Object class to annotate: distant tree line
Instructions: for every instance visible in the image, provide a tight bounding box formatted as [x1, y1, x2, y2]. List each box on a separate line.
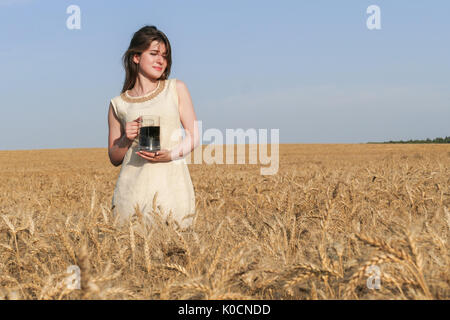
[367, 136, 450, 144]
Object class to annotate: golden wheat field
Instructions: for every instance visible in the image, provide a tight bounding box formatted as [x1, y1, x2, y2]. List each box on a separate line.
[0, 144, 449, 300]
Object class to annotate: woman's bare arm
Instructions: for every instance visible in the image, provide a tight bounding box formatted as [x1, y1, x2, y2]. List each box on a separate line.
[108, 103, 133, 166]
[169, 80, 200, 160]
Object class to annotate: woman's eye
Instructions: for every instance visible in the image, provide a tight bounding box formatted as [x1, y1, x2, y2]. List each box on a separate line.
[150, 52, 167, 59]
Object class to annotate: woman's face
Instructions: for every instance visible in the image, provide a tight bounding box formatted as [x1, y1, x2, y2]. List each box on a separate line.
[134, 40, 168, 79]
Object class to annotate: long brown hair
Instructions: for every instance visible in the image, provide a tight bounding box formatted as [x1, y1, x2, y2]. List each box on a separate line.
[121, 25, 172, 94]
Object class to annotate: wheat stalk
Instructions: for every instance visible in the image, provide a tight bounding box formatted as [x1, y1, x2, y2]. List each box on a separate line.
[58, 231, 76, 264]
[164, 263, 189, 277]
[143, 232, 152, 273]
[176, 281, 211, 298]
[152, 192, 159, 213]
[210, 292, 253, 300]
[344, 253, 399, 299]
[208, 241, 224, 278]
[101, 287, 140, 299]
[2, 216, 19, 256]
[76, 243, 93, 298]
[129, 219, 136, 271]
[355, 233, 432, 299]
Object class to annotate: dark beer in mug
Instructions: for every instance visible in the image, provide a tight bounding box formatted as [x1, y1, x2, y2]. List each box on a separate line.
[139, 125, 160, 151]
[138, 115, 160, 152]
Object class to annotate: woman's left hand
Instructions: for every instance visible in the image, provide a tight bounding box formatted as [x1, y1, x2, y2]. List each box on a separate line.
[136, 149, 172, 162]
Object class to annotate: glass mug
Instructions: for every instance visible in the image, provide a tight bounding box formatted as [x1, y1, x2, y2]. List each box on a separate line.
[138, 115, 161, 152]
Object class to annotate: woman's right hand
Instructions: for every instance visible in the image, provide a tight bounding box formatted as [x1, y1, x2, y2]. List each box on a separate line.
[125, 116, 142, 142]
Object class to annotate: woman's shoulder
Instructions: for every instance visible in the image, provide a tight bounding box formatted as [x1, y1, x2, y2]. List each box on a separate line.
[168, 78, 186, 96]
[171, 78, 189, 95]
[110, 94, 123, 108]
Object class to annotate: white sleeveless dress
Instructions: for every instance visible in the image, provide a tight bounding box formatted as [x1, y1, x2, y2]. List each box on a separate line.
[109, 78, 196, 229]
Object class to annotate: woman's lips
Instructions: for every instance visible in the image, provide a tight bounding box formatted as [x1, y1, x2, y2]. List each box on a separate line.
[153, 66, 162, 71]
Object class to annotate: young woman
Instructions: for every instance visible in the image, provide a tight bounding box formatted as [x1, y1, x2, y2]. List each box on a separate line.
[107, 25, 200, 229]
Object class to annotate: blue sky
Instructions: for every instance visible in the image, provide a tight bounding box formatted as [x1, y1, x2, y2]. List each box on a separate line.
[0, 0, 449, 150]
